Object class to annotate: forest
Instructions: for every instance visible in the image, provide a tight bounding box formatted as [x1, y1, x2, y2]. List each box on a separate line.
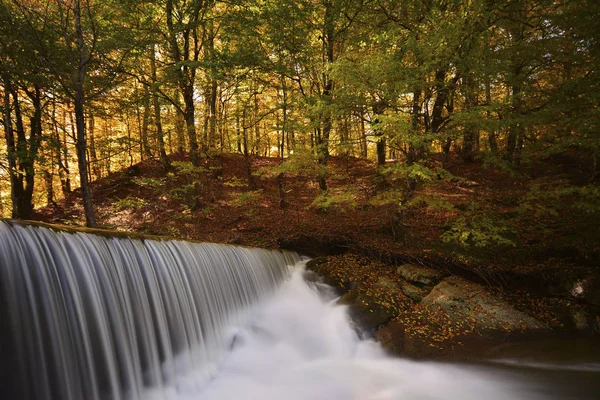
[3, 0, 600, 273]
[1, 0, 600, 360]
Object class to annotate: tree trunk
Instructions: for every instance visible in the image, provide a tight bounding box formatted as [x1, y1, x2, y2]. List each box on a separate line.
[25, 85, 42, 211]
[253, 91, 260, 155]
[376, 137, 386, 165]
[340, 115, 350, 158]
[4, 78, 41, 219]
[74, 0, 97, 228]
[43, 170, 55, 206]
[183, 85, 199, 165]
[461, 74, 478, 162]
[103, 119, 113, 174]
[506, 83, 523, 165]
[175, 94, 186, 154]
[12, 86, 29, 217]
[485, 79, 498, 154]
[56, 103, 71, 195]
[236, 111, 242, 153]
[88, 112, 101, 178]
[165, 0, 201, 166]
[431, 69, 448, 134]
[202, 84, 210, 151]
[242, 107, 256, 190]
[150, 42, 169, 168]
[141, 85, 152, 159]
[316, 0, 336, 191]
[373, 102, 386, 166]
[2, 75, 19, 218]
[124, 110, 134, 166]
[407, 88, 422, 164]
[360, 109, 367, 158]
[209, 79, 217, 150]
[505, 16, 525, 165]
[220, 95, 227, 151]
[280, 76, 288, 159]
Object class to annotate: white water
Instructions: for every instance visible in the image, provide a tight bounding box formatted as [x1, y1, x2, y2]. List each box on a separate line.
[491, 359, 600, 372]
[161, 267, 545, 400]
[0, 222, 298, 400]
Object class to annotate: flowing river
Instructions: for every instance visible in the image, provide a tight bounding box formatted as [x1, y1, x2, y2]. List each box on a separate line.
[166, 267, 600, 400]
[0, 222, 598, 400]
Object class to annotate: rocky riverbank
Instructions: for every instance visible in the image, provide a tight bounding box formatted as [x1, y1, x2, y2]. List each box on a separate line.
[306, 253, 600, 360]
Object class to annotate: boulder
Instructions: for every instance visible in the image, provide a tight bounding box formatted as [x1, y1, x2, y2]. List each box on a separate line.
[421, 276, 548, 333]
[338, 290, 398, 335]
[306, 257, 328, 271]
[373, 276, 400, 292]
[398, 280, 430, 302]
[375, 320, 478, 360]
[546, 267, 600, 306]
[305, 257, 356, 292]
[396, 264, 446, 286]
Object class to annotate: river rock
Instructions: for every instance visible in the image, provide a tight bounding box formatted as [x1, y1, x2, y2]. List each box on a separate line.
[305, 257, 356, 292]
[421, 276, 548, 333]
[398, 279, 430, 302]
[338, 290, 398, 335]
[373, 276, 400, 291]
[396, 264, 446, 286]
[546, 267, 600, 306]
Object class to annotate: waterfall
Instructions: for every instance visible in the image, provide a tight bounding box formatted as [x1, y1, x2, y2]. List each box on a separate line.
[0, 221, 299, 400]
[2, 222, 597, 400]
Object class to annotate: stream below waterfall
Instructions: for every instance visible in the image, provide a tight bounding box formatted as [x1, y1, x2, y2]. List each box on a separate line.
[158, 265, 600, 400]
[1, 223, 598, 400]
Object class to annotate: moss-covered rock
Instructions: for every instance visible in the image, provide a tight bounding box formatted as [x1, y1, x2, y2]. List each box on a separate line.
[338, 290, 399, 335]
[421, 276, 548, 334]
[396, 264, 446, 286]
[305, 257, 357, 292]
[398, 280, 430, 302]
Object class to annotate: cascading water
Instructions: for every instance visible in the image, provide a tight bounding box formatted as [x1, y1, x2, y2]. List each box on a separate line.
[1, 221, 598, 400]
[0, 221, 299, 400]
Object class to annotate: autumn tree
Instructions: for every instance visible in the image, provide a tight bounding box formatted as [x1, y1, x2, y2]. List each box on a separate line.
[6, 0, 140, 226]
[0, 2, 45, 219]
[163, 0, 217, 166]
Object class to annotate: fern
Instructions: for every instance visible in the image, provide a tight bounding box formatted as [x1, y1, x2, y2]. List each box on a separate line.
[441, 212, 516, 249]
[310, 189, 358, 213]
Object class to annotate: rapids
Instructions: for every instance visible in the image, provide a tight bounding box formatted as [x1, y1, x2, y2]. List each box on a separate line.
[168, 268, 549, 400]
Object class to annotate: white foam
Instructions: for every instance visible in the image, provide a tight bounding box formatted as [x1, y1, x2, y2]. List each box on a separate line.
[160, 267, 542, 400]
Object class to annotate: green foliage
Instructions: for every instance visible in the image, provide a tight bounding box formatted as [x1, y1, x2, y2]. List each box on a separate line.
[171, 161, 209, 176]
[368, 189, 403, 207]
[164, 162, 208, 207]
[168, 184, 198, 202]
[133, 177, 165, 189]
[223, 177, 246, 187]
[266, 148, 327, 179]
[114, 196, 147, 211]
[477, 151, 521, 176]
[519, 180, 600, 218]
[310, 189, 358, 213]
[229, 190, 263, 208]
[380, 162, 455, 187]
[404, 195, 456, 213]
[175, 208, 193, 222]
[441, 210, 517, 249]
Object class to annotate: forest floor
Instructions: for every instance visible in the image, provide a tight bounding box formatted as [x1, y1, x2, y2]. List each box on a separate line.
[35, 152, 600, 358]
